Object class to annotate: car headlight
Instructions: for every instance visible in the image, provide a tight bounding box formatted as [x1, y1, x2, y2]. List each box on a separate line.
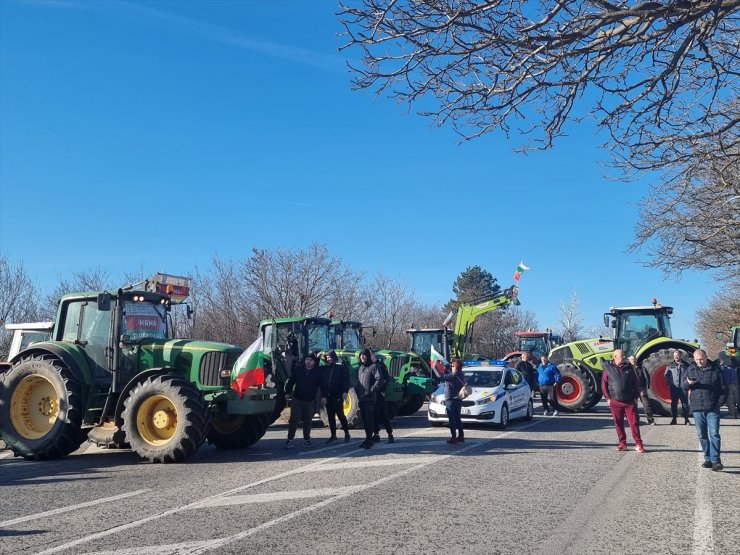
[436, 394, 446, 404]
[477, 393, 499, 405]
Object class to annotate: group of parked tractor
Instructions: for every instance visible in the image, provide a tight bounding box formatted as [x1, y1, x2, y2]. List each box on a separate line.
[1, 274, 736, 464]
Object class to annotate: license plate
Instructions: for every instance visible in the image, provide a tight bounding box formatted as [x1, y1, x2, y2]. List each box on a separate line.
[461, 408, 469, 415]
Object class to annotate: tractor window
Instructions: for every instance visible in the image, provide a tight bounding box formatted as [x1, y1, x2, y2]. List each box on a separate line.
[61, 301, 83, 342]
[520, 337, 547, 359]
[121, 301, 168, 341]
[734, 328, 740, 348]
[342, 328, 361, 350]
[307, 323, 330, 353]
[19, 331, 52, 351]
[80, 303, 111, 343]
[619, 313, 661, 356]
[275, 325, 298, 356]
[262, 324, 274, 350]
[411, 332, 443, 358]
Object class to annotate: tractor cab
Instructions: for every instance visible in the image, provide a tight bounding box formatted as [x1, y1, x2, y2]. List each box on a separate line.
[407, 328, 451, 362]
[329, 320, 364, 351]
[603, 304, 673, 357]
[515, 331, 563, 360]
[260, 317, 331, 387]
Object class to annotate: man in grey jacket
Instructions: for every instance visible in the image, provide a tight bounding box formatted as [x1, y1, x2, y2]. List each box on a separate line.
[665, 350, 690, 425]
[683, 349, 728, 471]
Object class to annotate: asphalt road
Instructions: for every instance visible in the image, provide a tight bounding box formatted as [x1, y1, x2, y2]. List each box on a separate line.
[1, 402, 738, 555]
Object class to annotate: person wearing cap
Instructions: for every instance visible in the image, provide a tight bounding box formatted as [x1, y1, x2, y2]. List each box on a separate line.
[284, 352, 326, 448]
[321, 350, 351, 443]
[355, 348, 384, 449]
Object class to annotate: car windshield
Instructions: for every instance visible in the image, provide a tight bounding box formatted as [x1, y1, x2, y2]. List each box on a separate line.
[463, 370, 503, 388]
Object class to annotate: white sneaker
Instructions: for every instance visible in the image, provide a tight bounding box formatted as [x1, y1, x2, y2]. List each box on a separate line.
[552, 410, 558, 416]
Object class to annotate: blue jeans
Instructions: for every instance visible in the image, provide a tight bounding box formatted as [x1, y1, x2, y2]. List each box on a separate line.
[445, 398, 464, 438]
[692, 409, 721, 463]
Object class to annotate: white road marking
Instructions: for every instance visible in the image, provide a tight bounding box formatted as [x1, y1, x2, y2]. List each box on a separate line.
[304, 456, 441, 472]
[693, 454, 714, 554]
[38, 422, 546, 554]
[83, 540, 218, 555]
[0, 489, 150, 527]
[191, 486, 362, 509]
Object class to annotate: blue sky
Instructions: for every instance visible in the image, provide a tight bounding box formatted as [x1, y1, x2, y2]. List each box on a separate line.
[0, 0, 716, 341]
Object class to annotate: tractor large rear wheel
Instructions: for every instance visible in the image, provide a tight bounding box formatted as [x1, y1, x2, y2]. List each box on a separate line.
[122, 374, 209, 463]
[207, 413, 269, 449]
[0, 355, 86, 460]
[643, 348, 692, 416]
[556, 363, 597, 412]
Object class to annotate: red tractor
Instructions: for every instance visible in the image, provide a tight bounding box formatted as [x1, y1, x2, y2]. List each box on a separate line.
[502, 331, 563, 366]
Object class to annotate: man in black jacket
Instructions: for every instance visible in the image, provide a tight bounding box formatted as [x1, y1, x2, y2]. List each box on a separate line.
[629, 355, 655, 425]
[373, 357, 395, 444]
[285, 352, 325, 448]
[515, 351, 537, 394]
[321, 350, 351, 443]
[356, 348, 384, 449]
[683, 349, 728, 471]
[602, 350, 644, 452]
[665, 350, 691, 425]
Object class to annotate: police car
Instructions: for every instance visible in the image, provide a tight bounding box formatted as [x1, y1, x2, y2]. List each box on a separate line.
[427, 361, 534, 428]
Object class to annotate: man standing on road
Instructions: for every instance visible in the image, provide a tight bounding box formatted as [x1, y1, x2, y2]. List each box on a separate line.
[516, 351, 537, 396]
[629, 355, 655, 425]
[721, 357, 738, 419]
[373, 357, 395, 444]
[537, 354, 561, 416]
[321, 350, 351, 443]
[683, 349, 728, 471]
[602, 349, 644, 453]
[356, 349, 384, 449]
[285, 352, 326, 448]
[665, 350, 691, 425]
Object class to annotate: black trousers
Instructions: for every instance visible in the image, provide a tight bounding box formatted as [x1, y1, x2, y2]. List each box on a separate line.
[288, 398, 314, 440]
[540, 385, 560, 411]
[359, 399, 376, 440]
[669, 385, 689, 419]
[374, 396, 393, 436]
[326, 396, 349, 436]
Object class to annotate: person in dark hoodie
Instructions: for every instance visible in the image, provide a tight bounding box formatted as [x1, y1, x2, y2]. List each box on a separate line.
[373, 356, 395, 444]
[284, 352, 325, 448]
[683, 349, 728, 471]
[431, 358, 466, 444]
[602, 349, 644, 453]
[356, 348, 384, 449]
[321, 350, 351, 443]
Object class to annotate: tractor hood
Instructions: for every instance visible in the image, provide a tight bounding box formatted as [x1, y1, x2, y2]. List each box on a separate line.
[138, 338, 242, 375]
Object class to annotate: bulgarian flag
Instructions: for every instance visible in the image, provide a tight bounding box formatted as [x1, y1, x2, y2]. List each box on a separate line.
[513, 261, 530, 282]
[231, 336, 265, 397]
[430, 344, 448, 373]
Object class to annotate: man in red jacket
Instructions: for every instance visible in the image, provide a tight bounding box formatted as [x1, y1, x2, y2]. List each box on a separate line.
[602, 349, 644, 452]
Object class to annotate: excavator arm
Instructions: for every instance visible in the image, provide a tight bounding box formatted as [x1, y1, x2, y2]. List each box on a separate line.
[451, 285, 520, 359]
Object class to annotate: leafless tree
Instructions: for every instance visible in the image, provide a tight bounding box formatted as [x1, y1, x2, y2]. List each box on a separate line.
[558, 289, 585, 343]
[630, 142, 740, 281]
[0, 256, 42, 359]
[41, 266, 114, 319]
[339, 1, 739, 165]
[366, 271, 418, 349]
[469, 307, 539, 358]
[696, 283, 740, 358]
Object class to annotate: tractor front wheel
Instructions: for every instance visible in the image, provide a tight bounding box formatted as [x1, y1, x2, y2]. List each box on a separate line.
[207, 413, 269, 450]
[397, 393, 425, 416]
[122, 374, 209, 463]
[0, 355, 86, 460]
[556, 363, 597, 412]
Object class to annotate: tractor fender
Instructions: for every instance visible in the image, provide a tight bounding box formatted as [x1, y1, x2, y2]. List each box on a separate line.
[502, 350, 525, 362]
[6, 343, 91, 385]
[113, 368, 175, 428]
[636, 338, 699, 362]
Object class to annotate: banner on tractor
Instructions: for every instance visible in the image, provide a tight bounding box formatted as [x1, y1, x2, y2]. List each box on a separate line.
[231, 336, 265, 397]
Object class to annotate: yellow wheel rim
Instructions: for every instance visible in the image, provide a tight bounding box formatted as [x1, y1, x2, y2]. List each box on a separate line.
[343, 393, 353, 416]
[210, 415, 245, 434]
[10, 375, 61, 440]
[136, 395, 178, 446]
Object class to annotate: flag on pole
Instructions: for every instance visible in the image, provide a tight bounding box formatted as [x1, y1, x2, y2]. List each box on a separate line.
[231, 336, 265, 397]
[430, 344, 448, 373]
[513, 261, 530, 282]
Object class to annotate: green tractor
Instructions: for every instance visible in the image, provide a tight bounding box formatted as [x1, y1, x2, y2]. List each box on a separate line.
[548, 302, 698, 413]
[328, 320, 435, 420]
[0, 287, 275, 463]
[716, 325, 740, 367]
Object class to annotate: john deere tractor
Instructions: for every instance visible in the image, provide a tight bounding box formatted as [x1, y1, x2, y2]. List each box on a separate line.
[328, 320, 435, 421]
[548, 301, 698, 413]
[0, 285, 275, 463]
[717, 325, 740, 367]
